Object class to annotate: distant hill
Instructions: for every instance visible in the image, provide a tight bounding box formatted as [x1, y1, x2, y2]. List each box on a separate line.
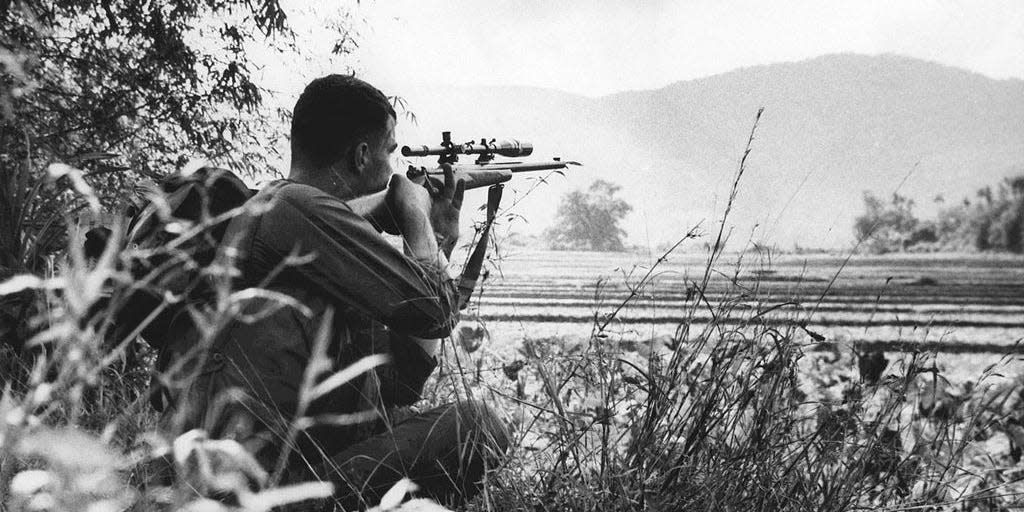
[392, 54, 1024, 250]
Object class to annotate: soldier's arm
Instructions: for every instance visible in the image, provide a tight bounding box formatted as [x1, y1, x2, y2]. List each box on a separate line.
[259, 184, 459, 338]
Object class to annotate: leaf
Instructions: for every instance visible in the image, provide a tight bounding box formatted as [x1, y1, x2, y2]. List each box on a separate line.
[65, 152, 120, 164]
[243, 482, 335, 511]
[173, 429, 269, 499]
[309, 354, 390, 401]
[390, 499, 452, 511]
[178, 498, 232, 512]
[17, 427, 124, 470]
[48, 163, 101, 214]
[304, 308, 336, 381]
[229, 288, 314, 319]
[9, 469, 54, 497]
[376, 478, 418, 510]
[503, 360, 527, 381]
[0, 274, 44, 295]
[801, 325, 826, 342]
[295, 410, 381, 430]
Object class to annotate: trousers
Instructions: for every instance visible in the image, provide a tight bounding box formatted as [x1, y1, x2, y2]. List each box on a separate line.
[296, 400, 511, 511]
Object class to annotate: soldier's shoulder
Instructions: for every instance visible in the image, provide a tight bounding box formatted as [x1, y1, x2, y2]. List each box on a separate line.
[258, 180, 353, 217]
[259, 180, 328, 204]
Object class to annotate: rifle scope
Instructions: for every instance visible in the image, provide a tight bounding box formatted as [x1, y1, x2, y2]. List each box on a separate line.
[401, 139, 533, 158]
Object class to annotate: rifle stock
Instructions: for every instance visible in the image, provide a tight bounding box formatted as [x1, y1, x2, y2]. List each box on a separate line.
[413, 166, 513, 190]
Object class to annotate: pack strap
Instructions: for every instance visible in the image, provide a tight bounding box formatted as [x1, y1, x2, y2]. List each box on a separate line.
[457, 184, 503, 310]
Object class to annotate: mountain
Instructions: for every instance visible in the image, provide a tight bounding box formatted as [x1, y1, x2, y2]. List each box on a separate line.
[392, 54, 1024, 250]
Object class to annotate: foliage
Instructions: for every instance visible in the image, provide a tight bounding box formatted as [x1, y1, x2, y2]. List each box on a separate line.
[451, 117, 1024, 510]
[0, 1, 367, 350]
[432, 245, 1024, 511]
[853, 192, 920, 253]
[3, 105, 1024, 510]
[931, 177, 1024, 253]
[544, 179, 633, 252]
[7, 213, 1024, 510]
[0, 0, 298, 274]
[855, 174, 1024, 254]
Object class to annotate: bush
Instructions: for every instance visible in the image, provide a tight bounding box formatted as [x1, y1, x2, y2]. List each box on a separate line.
[0, 1, 310, 350]
[853, 192, 919, 253]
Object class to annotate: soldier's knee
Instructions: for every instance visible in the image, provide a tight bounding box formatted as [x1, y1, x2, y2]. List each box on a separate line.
[452, 399, 511, 456]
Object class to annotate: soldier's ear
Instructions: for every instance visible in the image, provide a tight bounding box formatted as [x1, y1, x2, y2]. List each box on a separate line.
[351, 141, 370, 175]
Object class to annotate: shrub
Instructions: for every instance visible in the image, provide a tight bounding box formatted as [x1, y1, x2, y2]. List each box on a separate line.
[0, 1, 299, 351]
[853, 192, 919, 253]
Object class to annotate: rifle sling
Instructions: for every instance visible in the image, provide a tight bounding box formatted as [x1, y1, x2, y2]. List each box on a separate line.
[457, 184, 503, 310]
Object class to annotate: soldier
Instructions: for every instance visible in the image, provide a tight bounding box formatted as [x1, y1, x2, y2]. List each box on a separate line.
[158, 74, 509, 509]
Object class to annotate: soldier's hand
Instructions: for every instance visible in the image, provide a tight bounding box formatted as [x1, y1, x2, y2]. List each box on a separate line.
[422, 163, 465, 257]
[383, 173, 432, 236]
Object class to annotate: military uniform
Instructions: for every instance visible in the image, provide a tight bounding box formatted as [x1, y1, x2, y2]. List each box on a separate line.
[158, 180, 508, 508]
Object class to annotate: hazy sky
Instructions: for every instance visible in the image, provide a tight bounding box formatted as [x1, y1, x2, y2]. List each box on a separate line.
[247, 1, 1023, 248]
[345, 0, 1024, 97]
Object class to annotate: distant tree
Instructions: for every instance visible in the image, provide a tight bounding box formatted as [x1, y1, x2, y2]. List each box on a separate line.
[853, 192, 920, 253]
[980, 178, 1024, 253]
[545, 179, 632, 251]
[930, 175, 1024, 253]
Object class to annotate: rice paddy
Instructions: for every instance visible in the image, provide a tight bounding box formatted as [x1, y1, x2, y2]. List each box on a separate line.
[465, 250, 1024, 379]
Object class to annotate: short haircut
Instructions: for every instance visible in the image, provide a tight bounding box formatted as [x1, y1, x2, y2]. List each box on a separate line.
[291, 74, 397, 168]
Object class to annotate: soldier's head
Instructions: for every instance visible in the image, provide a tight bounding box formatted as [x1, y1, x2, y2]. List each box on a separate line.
[290, 74, 397, 197]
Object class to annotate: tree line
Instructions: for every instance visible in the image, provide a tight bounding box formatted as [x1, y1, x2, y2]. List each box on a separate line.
[854, 174, 1024, 254]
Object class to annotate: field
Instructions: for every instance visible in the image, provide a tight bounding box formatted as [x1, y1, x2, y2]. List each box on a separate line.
[466, 250, 1024, 380]
[432, 249, 1024, 510]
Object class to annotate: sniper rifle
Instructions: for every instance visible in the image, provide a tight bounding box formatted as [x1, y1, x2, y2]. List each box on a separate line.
[401, 131, 580, 189]
[355, 131, 581, 309]
[355, 130, 580, 229]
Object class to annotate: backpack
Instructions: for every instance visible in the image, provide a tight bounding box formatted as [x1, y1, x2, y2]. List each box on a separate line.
[98, 166, 254, 348]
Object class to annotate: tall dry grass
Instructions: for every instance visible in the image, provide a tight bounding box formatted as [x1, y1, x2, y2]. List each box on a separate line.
[0, 164, 362, 511]
[433, 110, 1024, 511]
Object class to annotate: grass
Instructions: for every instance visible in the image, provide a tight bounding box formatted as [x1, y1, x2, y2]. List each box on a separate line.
[443, 298, 1024, 510]
[3, 113, 1024, 511]
[438, 109, 1024, 511]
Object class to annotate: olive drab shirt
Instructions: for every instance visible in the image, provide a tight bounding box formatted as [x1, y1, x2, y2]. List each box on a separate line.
[161, 180, 459, 454]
